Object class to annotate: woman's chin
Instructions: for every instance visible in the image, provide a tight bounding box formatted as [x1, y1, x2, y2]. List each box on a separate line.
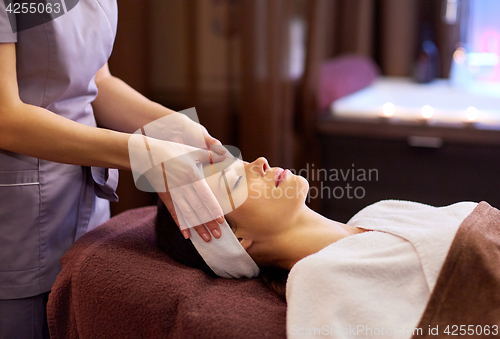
[295, 175, 309, 200]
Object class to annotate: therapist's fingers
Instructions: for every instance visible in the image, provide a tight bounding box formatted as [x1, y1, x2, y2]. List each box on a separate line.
[204, 135, 221, 146]
[158, 191, 190, 239]
[209, 144, 230, 157]
[192, 224, 212, 242]
[176, 201, 213, 242]
[202, 129, 228, 156]
[192, 179, 224, 225]
[194, 147, 226, 165]
[202, 127, 221, 145]
[158, 191, 179, 226]
[183, 185, 223, 240]
[174, 189, 216, 242]
[173, 200, 192, 239]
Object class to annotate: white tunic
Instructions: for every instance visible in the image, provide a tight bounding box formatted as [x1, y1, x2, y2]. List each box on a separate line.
[286, 200, 477, 338]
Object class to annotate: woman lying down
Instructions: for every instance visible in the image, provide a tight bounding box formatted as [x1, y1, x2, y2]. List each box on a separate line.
[156, 157, 500, 338]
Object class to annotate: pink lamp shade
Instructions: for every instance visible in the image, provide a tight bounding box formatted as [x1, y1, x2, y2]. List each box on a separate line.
[319, 54, 380, 111]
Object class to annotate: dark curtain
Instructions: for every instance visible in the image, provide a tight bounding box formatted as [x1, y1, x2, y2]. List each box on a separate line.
[108, 0, 469, 213]
[324, 0, 467, 78]
[238, 0, 296, 168]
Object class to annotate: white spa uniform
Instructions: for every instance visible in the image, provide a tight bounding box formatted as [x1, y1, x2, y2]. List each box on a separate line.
[286, 200, 477, 339]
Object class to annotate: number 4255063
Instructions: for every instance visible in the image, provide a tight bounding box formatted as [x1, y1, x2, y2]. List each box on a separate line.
[6, 2, 61, 14]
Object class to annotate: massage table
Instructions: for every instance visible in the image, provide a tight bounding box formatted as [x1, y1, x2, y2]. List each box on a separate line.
[46, 206, 287, 338]
[48, 202, 500, 338]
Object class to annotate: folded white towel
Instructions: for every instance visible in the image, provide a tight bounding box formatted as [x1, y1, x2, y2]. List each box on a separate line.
[347, 200, 477, 292]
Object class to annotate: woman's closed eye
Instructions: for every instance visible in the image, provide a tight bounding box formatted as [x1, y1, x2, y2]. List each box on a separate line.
[233, 175, 243, 190]
[219, 169, 243, 194]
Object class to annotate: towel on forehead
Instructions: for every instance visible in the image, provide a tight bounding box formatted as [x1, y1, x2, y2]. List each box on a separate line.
[187, 153, 259, 278]
[189, 220, 260, 278]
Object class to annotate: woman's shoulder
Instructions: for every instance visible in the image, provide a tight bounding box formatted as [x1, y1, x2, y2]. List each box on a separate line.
[347, 200, 478, 227]
[344, 200, 479, 292]
[288, 230, 406, 280]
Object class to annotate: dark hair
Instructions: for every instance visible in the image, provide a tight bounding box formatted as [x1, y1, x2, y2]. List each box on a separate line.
[155, 200, 289, 298]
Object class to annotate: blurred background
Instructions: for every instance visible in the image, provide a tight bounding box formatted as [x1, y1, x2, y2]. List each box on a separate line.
[109, 0, 500, 222]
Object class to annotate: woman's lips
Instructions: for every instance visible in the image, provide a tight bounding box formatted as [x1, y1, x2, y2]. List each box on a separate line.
[275, 168, 290, 187]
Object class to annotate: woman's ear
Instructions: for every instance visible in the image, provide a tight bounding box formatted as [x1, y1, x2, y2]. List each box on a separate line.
[239, 238, 253, 251]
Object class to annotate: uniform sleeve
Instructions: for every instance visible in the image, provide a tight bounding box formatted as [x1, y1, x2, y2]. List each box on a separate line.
[91, 167, 119, 202]
[0, 1, 17, 42]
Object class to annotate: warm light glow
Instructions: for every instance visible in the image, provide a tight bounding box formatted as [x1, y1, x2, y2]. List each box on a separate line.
[382, 102, 395, 117]
[467, 63, 480, 73]
[465, 106, 478, 121]
[453, 47, 467, 64]
[421, 105, 434, 119]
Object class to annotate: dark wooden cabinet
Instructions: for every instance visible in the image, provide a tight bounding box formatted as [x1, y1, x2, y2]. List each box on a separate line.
[318, 122, 500, 223]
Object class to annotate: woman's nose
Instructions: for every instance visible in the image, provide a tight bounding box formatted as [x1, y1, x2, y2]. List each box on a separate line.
[248, 157, 269, 176]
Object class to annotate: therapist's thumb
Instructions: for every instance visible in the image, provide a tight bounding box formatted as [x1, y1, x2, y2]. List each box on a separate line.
[194, 148, 226, 164]
[204, 133, 228, 155]
[208, 144, 229, 157]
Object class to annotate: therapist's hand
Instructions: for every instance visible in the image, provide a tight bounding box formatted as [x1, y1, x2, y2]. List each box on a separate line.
[129, 135, 225, 241]
[160, 114, 228, 240]
[157, 190, 222, 241]
[150, 111, 228, 158]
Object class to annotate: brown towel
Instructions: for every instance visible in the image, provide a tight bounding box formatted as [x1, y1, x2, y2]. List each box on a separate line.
[47, 207, 286, 339]
[412, 201, 500, 338]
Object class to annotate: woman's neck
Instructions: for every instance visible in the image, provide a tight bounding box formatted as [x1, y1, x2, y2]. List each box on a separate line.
[271, 206, 366, 270]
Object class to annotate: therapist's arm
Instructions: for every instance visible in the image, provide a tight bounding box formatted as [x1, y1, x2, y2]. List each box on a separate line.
[92, 63, 174, 133]
[91, 63, 225, 238]
[0, 43, 130, 170]
[0, 44, 221, 241]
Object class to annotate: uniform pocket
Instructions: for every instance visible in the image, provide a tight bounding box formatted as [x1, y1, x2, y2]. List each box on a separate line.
[0, 150, 38, 171]
[0, 170, 40, 271]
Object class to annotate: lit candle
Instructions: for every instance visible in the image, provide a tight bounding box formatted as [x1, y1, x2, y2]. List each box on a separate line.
[382, 102, 395, 117]
[465, 106, 478, 122]
[421, 105, 434, 119]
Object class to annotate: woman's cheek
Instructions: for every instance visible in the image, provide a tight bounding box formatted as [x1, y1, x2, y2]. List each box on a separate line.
[284, 185, 295, 199]
[249, 181, 262, 199]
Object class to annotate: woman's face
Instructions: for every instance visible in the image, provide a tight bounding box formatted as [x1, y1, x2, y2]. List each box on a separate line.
[204, 157, 309, 242]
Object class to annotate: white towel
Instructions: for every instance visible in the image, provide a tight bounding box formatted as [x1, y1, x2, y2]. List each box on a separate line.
[286, 200, 477, 338]
[190, 220, 260, 279]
